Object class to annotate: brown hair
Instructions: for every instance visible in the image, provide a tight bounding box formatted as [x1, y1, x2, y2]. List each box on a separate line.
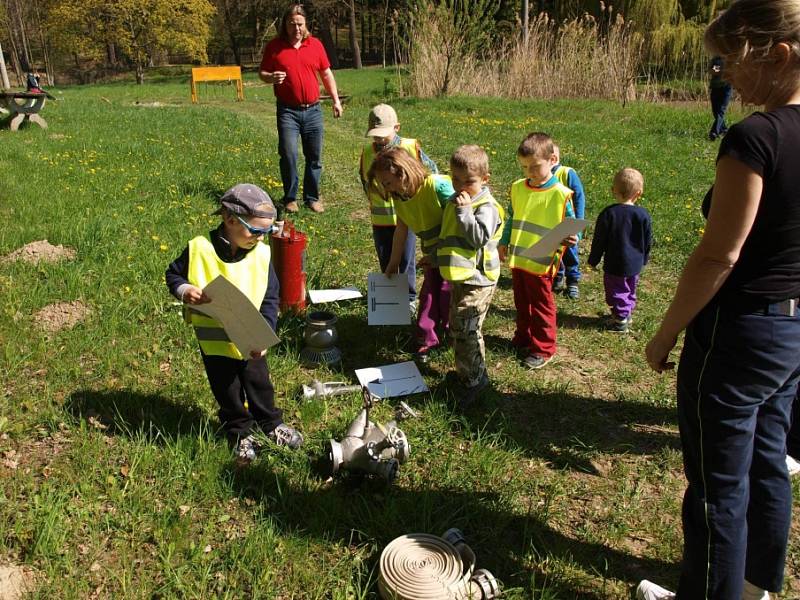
[613, 168, 644, 200]
[705, 0, 800, 64]
[280, 4, 310, 42]
[367, 147, 428, 199]
[517, 132, 554, 158]
[450, 144, 490, 177]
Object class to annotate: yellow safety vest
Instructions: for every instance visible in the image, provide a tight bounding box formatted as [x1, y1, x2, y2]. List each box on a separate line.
[393, 174, 450, 255]
[437, 189, 505, 282]
[507, 179, 572, 276]
[360, 138, 419, 227]
[553, 165, 573, 188]
[186, 235, 271, 359]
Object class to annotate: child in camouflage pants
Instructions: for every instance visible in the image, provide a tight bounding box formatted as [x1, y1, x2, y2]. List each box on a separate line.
[437, 145, 504, 408]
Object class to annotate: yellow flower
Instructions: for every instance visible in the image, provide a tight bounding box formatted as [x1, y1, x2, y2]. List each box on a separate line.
[160, 244, 168, 251]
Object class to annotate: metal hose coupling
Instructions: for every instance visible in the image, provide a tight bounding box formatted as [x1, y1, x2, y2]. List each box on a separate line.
[322, 386, 411, 484]
[378, 529, 502, 600]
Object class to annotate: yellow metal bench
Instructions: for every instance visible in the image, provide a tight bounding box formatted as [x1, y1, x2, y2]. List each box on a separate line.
[190, 66, 244, 104]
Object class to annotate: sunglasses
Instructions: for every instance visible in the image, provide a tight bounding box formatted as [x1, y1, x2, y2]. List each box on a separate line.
[235, 214, 275, 236]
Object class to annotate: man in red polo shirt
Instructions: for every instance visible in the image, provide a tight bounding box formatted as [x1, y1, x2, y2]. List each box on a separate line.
[259, 3, 343, 215]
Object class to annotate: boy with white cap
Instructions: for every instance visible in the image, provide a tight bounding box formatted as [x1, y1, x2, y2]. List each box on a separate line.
[359, 103, 438, 306]
[166, 183, 303, 463]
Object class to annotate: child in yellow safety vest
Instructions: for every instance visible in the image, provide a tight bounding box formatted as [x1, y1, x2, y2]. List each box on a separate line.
[437, 145, 504, 408]
[368, 147, 455, 361]
[359, 104, 439, 305]
[498, 133, 577, 370]
[165, 184, 303, 464]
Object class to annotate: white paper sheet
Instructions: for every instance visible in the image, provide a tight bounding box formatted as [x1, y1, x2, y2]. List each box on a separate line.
[367, 272, 410, 325]
[308, 287, 363, 304]
[519, 218, 591, 261]
[190, 275, 280, 356]
[355, 361, 428, 399]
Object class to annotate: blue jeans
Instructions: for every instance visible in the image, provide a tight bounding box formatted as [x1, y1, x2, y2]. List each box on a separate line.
[675, 301, 800, 598]
[372, 225, 416, 300]
[276, 102, 323, 206]
[709, 85, 732, 139]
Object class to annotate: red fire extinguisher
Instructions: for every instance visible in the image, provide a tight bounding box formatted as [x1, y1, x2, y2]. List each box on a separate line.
[270, 221, 307, 314]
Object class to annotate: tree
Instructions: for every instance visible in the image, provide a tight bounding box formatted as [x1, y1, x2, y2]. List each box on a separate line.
[47, 0, 215, 83]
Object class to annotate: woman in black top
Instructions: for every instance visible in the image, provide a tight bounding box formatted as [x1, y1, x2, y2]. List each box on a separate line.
[640, 2, 800, 599]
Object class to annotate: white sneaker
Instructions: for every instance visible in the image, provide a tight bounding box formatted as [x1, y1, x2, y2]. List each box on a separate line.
[636, 580, 675, 600]
[743, 580, 778, 600]
[786, 454, 800, 476]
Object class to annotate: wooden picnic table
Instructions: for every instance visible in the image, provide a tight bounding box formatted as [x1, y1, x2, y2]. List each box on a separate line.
[0, 91, 54, 131]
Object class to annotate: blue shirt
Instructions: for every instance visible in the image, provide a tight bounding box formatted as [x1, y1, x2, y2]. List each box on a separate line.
[587, 203, 652, 277]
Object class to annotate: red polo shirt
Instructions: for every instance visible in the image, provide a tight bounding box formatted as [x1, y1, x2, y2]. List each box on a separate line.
[260, 36, 331, 107]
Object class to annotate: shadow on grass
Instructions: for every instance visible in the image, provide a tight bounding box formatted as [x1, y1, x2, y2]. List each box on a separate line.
[65, 388, 215, 442]
[228, 469, 677, 599]
[432, 381, 679, 474]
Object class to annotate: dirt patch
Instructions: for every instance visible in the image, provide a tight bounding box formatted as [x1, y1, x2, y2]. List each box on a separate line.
[1, 240, 76, 265]
[132, 101, 179, 108]
[33, 301, 91, 333]
[0, 564, 37, 599]
[349, 207, 370, 223]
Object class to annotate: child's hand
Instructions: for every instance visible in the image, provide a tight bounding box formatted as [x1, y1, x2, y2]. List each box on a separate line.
[498, 244, 508, 263]
[183, 285, 210, 305]
[452, 191, 472, 207]
[417, 255, 434, 269]
[384, 260, 400, 278]
[561, 235, 578, 248]
[250, 349, 267, 359]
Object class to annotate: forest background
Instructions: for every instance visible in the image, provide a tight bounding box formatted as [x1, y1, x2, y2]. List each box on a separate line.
[1, 0, 727, 98]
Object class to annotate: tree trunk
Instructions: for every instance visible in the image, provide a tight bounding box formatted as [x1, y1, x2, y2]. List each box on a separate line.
[317, 18, 339, 69]
[522, 0, 529, 45]
[33, 0, 54, 84]
[381, 0, 389, 67]
[107, 42, 117, 66]
[348, 0, 362, 68]
[136, 63, 144, 84]
[0, 40, 10, 90]
[222, 0, 242, 65]
[11, 0, 32, 70]
[360, 0, 366, 60]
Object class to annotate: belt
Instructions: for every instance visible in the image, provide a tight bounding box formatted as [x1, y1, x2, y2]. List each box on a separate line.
[280, 101, 319, 110]
[717, 297, 800, 317]
[768, 298, 799, 317]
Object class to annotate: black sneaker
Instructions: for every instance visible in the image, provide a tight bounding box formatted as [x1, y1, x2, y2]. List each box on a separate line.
[458, 374, 490, 409]
[267, 423, 304, 449]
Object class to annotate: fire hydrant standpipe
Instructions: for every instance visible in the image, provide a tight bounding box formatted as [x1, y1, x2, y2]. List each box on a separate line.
[378, 529, 501, 600]
[270, 222, 307, 314]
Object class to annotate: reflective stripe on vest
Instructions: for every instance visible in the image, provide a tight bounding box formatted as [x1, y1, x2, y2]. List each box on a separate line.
[507, 179, 572, 276]
[393, 174, 450, 254]
[187, 236, 271, 359]
[361, 138, 419, 226]
[437, 188, 505, 282]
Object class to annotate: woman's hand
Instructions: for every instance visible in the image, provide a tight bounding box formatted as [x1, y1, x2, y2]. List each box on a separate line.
[384, 260, 400, 278]
[645, 329, 678, 373]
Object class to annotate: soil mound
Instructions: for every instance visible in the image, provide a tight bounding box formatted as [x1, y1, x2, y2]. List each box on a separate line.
[2, 240, 76, 265]
[33, 301, 91, 333]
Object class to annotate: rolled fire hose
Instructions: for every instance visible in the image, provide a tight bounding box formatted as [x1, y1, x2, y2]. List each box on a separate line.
[378, 532, 500, 600]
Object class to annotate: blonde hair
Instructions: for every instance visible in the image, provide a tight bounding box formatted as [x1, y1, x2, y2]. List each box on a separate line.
[705, 0, 800, 64]
[517, 132, 554, 159]
[450, 144, 489, 177]
[280, 4, 311, 42]
[613, 168, 644, 199]
[367, 147, 428, 199]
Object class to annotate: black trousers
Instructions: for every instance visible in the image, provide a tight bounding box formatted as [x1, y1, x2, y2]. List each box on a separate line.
[201, 352, 283, 443]
[675, 302, 800, 598]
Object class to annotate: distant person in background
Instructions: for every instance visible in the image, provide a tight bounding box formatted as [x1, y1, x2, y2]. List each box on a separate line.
[708, 55, 733, 140]
[259, 3, 343, 215]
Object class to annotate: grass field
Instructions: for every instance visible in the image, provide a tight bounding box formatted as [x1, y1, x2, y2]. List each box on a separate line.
[1, 67, 797, 599]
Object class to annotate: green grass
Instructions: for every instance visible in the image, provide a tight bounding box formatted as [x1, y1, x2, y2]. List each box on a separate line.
[1, 67, 797, 599]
